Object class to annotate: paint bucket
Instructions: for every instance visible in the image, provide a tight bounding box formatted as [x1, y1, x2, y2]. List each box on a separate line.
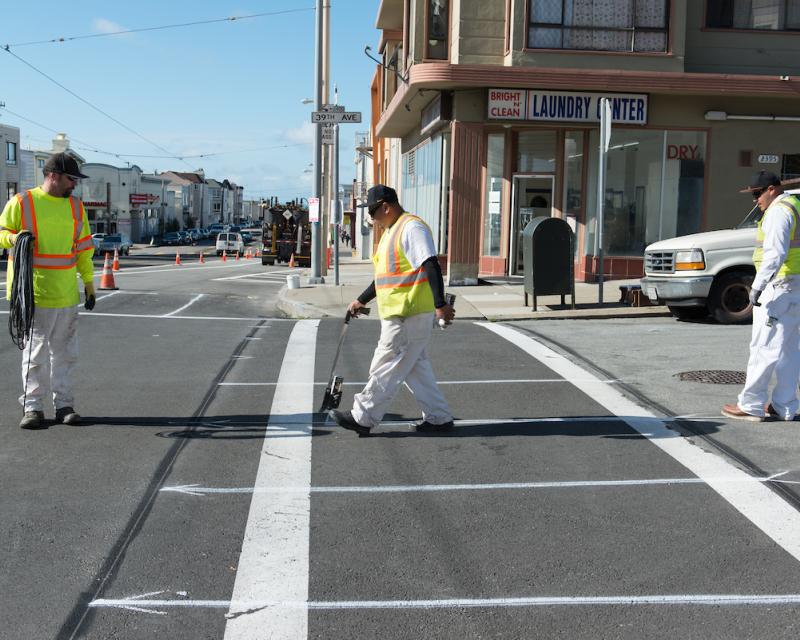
[286, 274, 301, 290]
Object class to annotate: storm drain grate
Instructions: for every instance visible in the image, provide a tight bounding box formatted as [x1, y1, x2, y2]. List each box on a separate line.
[675, 370, 746, 385]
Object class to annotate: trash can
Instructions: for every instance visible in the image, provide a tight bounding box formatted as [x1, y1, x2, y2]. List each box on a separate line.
[522, 216, 575, 311]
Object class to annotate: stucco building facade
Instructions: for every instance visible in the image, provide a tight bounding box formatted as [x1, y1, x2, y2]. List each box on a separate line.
[371, 0, 800, 283]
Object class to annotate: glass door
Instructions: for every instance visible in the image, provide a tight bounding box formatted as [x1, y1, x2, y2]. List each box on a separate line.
[510, 175, 554, 275]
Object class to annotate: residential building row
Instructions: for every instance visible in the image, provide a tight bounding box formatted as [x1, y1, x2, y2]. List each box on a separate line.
[0, 128, 258, 242]
[368, 0, 800, 283]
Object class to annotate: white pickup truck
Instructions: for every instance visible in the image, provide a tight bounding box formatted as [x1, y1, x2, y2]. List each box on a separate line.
[641, 189, 800, 324]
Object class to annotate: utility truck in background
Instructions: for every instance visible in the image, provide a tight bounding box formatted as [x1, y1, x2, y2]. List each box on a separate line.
[641, 189, 800, 324]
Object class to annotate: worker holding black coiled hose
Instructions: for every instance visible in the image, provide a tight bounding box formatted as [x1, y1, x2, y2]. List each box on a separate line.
[0, 153, 95, 430]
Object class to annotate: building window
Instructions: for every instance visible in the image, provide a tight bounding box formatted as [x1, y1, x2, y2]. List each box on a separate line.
[564, 132, 584, 224]
[528, 0, 669, 52]
[783, 153, 800, 180]
[37, 158, 45, 169]
[427, 0, 449, 59]
[6, 182, 17, 202]
[706, 0, 800, 30]
[585, 128, 706, 256]
[6, 141, 17, 165]
[483, 133, 505, 256]
[402, 136, 445, 251]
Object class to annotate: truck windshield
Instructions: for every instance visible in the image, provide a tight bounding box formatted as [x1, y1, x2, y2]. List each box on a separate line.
[735, 204, 761, 230]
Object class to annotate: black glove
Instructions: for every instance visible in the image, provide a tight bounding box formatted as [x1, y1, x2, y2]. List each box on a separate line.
[749, 287, 762, 307]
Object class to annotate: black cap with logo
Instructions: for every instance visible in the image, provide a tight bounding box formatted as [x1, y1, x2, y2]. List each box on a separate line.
[359, 184, 398, 214]
[43, 152, 89, 179]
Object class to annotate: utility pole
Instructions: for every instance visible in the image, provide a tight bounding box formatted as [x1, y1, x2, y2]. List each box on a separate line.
[309, 0, 325, 283]
[333, 84, 340, 286]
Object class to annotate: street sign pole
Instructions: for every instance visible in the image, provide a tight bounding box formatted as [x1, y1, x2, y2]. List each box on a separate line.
[333, 121, 340, 286]
[309, 0, 324, 284]
[597, 98, 611, 304]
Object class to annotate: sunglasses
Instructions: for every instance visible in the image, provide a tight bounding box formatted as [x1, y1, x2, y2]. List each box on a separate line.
[63, 174, 82, 183]
[752, 189, 765, 201]
[368, 200, 384, 216]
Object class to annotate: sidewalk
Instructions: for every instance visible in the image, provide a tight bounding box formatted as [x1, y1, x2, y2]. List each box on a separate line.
[277, 251, 670, 321]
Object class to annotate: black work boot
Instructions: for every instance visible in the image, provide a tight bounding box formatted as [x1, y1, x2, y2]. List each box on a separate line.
[415, 419, 455, 433]
[328, 410, 371, 437]
[55, 406, 81, 425]
[19, 411, 45, 430]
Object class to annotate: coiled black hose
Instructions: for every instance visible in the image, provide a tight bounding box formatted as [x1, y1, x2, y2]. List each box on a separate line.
[9, 231, 35, 349]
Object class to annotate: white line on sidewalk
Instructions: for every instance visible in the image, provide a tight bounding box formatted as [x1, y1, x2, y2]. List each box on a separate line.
[217, 378, 619, 387]
[223, 320, 318, 639]
[162, 294, 205, 317]
[89, 593, 800, 613]
[160, 473, 796, 497]
[479, 322, 800, 564]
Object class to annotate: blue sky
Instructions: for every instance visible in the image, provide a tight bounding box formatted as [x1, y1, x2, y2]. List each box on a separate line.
[1, 1, 378, 202]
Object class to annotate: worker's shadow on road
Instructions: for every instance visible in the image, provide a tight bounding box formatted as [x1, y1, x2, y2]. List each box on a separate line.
[82, 414, 334, 440]
[312, 414, 725, 439]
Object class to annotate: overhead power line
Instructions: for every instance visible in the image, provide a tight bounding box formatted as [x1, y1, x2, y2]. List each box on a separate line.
[3, 47, 194, 168]
[1, 105, 311, 162]
[3, 7, 315, 49]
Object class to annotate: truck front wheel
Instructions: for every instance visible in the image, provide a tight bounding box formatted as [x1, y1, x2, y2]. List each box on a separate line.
[708, 271, 754, 324]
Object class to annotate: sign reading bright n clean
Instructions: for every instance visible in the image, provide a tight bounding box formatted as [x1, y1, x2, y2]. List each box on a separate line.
[488, 89, 648, 125]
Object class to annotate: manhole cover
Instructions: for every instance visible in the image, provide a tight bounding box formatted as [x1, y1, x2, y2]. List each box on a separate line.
[675, 370, 746, 384]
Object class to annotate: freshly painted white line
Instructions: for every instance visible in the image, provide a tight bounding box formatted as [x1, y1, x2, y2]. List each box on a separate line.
[75, 311, 289, 321]
[479, 322, 800, 564]
[223, 320, 318, 639]
[89, 593, 800, 612]
[218, 378, 618, 387]
[160, 473, 796, 497]
[162, 294, 205, 317]
[213, 269, 303, 282]
[96, 291, 121, 302]
[113, 262, 257, 276]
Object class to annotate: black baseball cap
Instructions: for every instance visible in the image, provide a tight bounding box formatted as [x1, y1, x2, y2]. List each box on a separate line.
[360, 184, 398, 214]
[739, 171, 782, 193]
[43, 152, 89, 179]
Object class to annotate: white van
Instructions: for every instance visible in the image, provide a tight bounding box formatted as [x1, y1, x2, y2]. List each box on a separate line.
[216, 232, 244, 256]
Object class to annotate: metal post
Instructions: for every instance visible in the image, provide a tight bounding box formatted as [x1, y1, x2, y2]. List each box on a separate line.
[333, 121, 340, 285]
[597, 98, 611, 304]
[309, 0, 324, 283]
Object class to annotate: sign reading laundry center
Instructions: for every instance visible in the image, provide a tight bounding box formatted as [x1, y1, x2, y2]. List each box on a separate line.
[527, 90, 648, 125]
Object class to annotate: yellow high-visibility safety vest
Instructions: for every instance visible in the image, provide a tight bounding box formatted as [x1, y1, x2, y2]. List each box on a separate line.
[754, 195, 800, 278]
[373, 213, 435, 318]
[1, 188, 94, 308]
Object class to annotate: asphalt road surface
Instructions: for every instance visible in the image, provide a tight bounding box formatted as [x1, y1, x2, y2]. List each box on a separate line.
[1, 256, 799, 639]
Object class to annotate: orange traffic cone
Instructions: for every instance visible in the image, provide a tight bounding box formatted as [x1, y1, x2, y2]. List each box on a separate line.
[175, 251, 181, 265]
[222, 252, 227, 262]
[289, 253, 295, 268]
[199, 252, 205, 264]
[99, 252, 118, 290]
[112, 248, 120, 271]
[235, 251, 240, 261]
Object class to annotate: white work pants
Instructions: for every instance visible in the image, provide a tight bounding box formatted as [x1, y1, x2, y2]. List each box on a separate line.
[352, 312, 452, 428]
[19, 306, 79, 413]
[738, 280, 800, 419]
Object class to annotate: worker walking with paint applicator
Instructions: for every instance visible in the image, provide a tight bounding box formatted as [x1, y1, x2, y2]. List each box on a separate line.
[0, 153, 95, 429]
[328, 185, 455, 436]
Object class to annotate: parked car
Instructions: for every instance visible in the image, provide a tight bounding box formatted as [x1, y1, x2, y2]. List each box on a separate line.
[187, 228, 202, 242]
[228, 225, 241, 234]
[241, 231, 253, 244]
[207, 224, 226, 240]
[162, 231, 182, 246]
[216, 232, 244, 256]
[178, 230, 193, 246]
[640, 189, 800, 324]
[99, 234, 133, 256]
[92, 233, 106, 256]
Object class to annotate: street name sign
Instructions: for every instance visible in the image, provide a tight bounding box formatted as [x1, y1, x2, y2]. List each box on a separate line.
[311, 111, 362, 123]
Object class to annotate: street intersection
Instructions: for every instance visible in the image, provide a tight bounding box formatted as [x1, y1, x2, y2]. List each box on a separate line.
[1, 255, 799, 639]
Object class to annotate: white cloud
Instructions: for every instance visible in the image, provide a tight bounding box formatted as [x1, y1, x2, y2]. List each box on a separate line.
[93, 18, 128, 35]
[282, 121, 315, 145]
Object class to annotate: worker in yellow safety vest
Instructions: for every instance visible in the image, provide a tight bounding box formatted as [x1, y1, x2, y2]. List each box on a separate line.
[329, 185, 455, 436]
[0, 153, 95, 429]
[723, 171, 800, 422]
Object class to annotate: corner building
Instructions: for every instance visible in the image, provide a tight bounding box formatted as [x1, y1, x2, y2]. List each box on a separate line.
[371, 0, 800, 283]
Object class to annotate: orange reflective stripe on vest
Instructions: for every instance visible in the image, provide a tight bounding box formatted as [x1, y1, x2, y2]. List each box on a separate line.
[19, 190, 84, 269]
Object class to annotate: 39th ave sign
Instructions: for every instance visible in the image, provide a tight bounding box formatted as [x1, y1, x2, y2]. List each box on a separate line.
[311, 111, 362, 123]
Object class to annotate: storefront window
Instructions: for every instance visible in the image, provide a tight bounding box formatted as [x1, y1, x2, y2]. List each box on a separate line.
[402, 136, 444, 250]
[483, 133, 505, 256]
[584, 128, 706, 256]
[517, 131, 556, 173]
[564, 132, 584, 224]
